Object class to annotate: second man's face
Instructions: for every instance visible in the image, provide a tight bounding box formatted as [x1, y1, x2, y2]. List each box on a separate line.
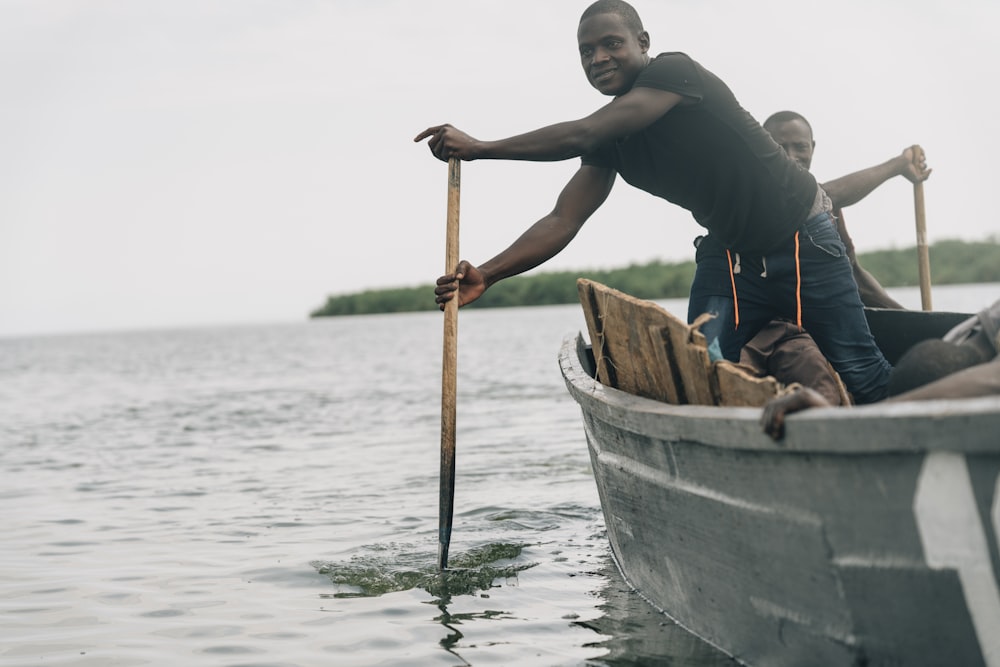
[766, 119, 815, 171]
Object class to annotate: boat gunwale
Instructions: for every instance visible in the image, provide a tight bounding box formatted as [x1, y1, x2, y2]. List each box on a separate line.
[559, 331, 1000, 454]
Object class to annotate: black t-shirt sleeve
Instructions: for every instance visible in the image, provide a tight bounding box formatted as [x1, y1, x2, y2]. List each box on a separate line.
[632, 52, 705, 101]
[581, 53, 704, 170]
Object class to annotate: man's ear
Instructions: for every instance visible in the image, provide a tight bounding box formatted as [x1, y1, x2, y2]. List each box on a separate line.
[638, 30, 650, 53]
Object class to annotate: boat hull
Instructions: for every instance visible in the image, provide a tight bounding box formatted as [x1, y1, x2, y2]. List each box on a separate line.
[560, 333, 1000, 666]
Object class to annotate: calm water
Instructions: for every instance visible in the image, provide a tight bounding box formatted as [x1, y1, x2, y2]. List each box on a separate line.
[1, 283, 995, 667]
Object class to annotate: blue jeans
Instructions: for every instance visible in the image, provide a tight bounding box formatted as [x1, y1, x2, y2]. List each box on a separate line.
[688, 213, 891, 404]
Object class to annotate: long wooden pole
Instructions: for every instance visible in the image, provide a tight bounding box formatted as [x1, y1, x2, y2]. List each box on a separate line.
[438, 157, 460, 571]
[912, 146, 932, 311]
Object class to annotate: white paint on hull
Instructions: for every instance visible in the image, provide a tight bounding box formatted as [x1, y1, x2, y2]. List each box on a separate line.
[914, 451, 1000, 666]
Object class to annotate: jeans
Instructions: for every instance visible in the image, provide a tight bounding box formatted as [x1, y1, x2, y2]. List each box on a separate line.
[688, 212, 891, 404]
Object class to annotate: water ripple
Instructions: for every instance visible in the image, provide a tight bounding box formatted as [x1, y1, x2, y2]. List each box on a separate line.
[313, 542, 536, 599]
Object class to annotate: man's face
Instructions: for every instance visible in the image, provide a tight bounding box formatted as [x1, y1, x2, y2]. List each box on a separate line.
[577, 13, 649, 96]
[765, 119, 815, 171]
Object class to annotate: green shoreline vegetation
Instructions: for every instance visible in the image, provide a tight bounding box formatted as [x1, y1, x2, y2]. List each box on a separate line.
[310, 237, 1000, 318]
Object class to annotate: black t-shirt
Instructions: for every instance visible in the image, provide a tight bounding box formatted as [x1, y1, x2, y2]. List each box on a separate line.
[581, 52, 817, 255]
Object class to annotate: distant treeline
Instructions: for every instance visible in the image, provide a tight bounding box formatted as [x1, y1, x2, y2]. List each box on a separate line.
[310, 238, 1000, 318]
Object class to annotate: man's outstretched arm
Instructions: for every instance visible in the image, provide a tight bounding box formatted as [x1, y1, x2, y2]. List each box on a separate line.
[434, 165, 616, 309]
[414, 87, 687, 163]
[821, 145, 931, 210]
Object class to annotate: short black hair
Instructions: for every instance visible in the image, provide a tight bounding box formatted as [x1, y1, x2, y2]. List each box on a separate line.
[580, 0, 644, 34]
[887, 338, 984, 396]
[763, 110, 813, 139]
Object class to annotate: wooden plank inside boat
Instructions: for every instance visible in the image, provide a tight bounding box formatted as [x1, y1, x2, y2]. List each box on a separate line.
[577, 277, 686, 403]
[663, 311, 717, 406]
[715, 360, 782, 407]
[576, 278, 784, 408]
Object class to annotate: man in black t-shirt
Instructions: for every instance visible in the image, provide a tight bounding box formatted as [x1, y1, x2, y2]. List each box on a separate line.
[414, 0, 891, 404]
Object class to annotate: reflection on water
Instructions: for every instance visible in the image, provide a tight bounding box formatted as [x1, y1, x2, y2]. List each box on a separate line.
[582, 558, 739, 667]
[314, 533, 741, 667]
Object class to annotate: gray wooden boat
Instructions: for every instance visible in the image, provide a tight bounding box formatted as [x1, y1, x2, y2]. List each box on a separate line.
[559, 279, 1000, 666]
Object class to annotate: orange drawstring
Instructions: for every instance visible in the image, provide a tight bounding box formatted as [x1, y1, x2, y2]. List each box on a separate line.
[728, 235, 801, 331]
[725, 249, 740, 328]
[794, 231, 802, 329]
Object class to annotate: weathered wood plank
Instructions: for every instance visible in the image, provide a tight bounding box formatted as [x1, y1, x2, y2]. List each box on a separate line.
[715, 360, 781, 407]
[578, 278, 688, 403]
[646, 324, 683, 405]
[578, 279, 780, 407]
[666, 311, 717, 406]
[577, 278, 616, 388]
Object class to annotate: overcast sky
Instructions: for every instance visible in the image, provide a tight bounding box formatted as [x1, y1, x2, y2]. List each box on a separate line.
[2, 0, 997, 337]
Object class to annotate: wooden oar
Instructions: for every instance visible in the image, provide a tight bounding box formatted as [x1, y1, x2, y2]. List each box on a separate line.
[912, 145, 932, 311]
[438, 157, 460, 571]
